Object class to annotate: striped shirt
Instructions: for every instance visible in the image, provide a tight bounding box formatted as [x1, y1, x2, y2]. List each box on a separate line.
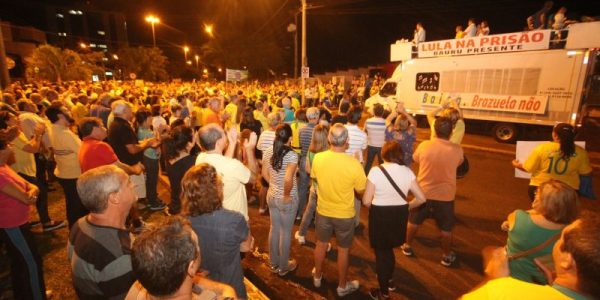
[257, 129, 276, 153]
[263, 147, 298, 200]
[299, 123, 316, 158]
[345, 124, 368, 163]
[365, 117, 387, 147]
[68, 217, 134, 300]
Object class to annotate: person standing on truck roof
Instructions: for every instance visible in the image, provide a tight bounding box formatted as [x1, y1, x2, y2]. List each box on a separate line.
[413, 22, 426, 45]
[455, 25, 465, 39]
[512, 123, 592, 201]
[477, 20, 490, 36]
[464, 18, 477, 38]
[529, 1, 554, 30]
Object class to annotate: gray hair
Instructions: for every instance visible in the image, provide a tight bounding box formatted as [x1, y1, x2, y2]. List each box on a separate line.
[77, 165, 128, 213]
[267, 112, 282, 127]
[306, 107, 319, 120]
[112, 100, 132, 116]
[328, 123, 348, 147]
[197, 123, 223, 151]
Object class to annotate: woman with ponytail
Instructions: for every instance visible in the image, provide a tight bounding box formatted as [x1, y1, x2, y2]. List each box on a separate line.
[513, 123, 592, 201]
[163, 125, 196, 214]
[262, 124, 299, 276]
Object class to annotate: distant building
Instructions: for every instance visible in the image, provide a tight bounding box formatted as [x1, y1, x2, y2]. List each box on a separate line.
[1, 21, 47, 78]
[45, 6, 128, 53]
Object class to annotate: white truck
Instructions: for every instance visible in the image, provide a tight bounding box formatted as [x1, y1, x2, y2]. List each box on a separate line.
[366, 22, 600, 142]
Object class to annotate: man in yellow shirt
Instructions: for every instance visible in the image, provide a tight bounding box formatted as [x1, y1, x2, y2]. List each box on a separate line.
[463, 214, 600, 300]
[71, 94, 89, 124]
[310, 124, 366, 297]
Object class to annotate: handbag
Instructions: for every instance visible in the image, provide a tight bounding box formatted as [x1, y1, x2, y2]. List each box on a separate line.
[457, 154, 469, 178]
[378, 165, 406, 200]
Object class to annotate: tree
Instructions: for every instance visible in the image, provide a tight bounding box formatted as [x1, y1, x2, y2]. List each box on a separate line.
[114, 47, 169, 82]
[25, 45, 99, 83]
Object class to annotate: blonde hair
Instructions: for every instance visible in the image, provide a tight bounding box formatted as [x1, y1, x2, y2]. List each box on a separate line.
[533, 179, 579, 224]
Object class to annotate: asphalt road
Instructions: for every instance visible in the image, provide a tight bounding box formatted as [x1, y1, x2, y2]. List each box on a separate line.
[241, 131, 600, 300]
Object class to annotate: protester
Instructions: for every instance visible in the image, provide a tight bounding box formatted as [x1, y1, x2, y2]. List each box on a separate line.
[364, 103, 386, 172]
[477, 20, 490, 36]
[128, 216, 236, 300]
[402, 117, 464, 267]
[413, 22, 426, 44]
[501, 179, 579, 284]
[163, 125, 196, 215]
[46, 104, 86, 229]
[363, 141, 426, 299]
[263, 124, 299, 276]
[384, 102, 417, 167]
[311, 124, 367, 297]
[183, 164, 251, 299]
[0, 140, 48, 300]
[69, 165, 136, 299]
[297, 107, 319, 219]
[256, 112, 282, 214]
[296, 124, 330, 245]
[512, 123, 592, 201]
[196, 123, 258, 221]
[134, 108, 166, 211]
[464, 18, 477, 37]
[463, 212, 600, 299]
[455, 25, 465, 39]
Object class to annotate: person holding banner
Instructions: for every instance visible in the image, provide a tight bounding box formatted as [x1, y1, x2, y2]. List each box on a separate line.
[512, 123, 592, 201]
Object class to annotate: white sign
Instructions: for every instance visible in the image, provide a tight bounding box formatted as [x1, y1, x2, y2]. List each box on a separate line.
[515, 141, 586, 179]
[418, 30, 551, 58]
[225, 69, 249, 82]
[301, 66, 310, 79]
[420, 92, 549, 114]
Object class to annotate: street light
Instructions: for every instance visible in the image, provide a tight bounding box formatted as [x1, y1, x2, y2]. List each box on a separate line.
[79, 42, 88, 49]
[204, 24, 213, 37]
[183, 46, 190, 61]
[145, 15, 160, 47]
[186, 60, 192, 65]
[194, 55, 199, 68]
[112, 54, 119, 60]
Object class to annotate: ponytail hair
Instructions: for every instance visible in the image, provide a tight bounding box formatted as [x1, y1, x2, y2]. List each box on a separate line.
[554, 123, 576, 159]
[271, 124, 293, 171]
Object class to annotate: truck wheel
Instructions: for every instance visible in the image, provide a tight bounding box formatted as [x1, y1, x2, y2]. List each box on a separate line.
[493, 123, 519, 143]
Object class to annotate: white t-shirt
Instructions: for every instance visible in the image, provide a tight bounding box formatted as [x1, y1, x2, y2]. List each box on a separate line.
[196, 153, 251, 220]
[256, 130, 275, 152]
[367, 163, 415, 206]
[345, 124, 367, 163]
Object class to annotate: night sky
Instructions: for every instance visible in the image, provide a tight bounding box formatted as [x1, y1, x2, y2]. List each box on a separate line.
[2, 0, 600, 74]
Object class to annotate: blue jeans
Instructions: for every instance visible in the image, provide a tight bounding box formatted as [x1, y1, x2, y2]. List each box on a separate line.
[298, 187, 317, 236]
[364, 145, 382, 173]
[267, 196, 298, 270]
[297, 157, 310, 218]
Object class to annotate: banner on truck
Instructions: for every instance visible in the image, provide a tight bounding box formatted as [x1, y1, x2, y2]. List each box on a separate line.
[418, 30, 551, 58]
[226, 69, 249, 82]
[420, 92, 549, 114]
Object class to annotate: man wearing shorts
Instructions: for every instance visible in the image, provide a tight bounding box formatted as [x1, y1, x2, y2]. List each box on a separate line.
[311, 124, 367, 297]
[402, 116, 463, 267]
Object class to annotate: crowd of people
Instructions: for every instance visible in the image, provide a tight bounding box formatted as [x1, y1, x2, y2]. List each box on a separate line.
[0, 77, 597, 300]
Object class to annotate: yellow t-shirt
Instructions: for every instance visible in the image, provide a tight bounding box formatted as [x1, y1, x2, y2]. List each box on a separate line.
[71, 102, 89, 123]
[291, 97, 301, 111]
[427, 114, 465, 145]
[462, 277, 572, 300]
[524, 142, 592, 189]
[10, 132, 36, 177]
[192, 106, 203, 127]
[224, 103, 238, 128]
[311, 150, 366, 218]
[290, 121, 306, 153]
[254, 110, 269, 131]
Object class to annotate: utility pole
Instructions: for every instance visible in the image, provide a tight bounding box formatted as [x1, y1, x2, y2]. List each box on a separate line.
[0, 21, 10, 89]
[294, 12, 298, 79]
[301, 0, 307, 106]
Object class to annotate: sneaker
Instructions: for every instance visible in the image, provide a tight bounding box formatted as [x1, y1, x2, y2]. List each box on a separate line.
[147, 202, 167, 211]
[387, 279, 397, 292]
[268, 263, 279, 273]
[336, 280, 359, 297]
[400, 244, 414, 256]
[441, 251, 457, 267]
[42, 220, 66, 232]
[294, 231, 306, 245]
[277, 259, 298, 276]
[311, 267, 322, 288]
[369, 288, 390, 300]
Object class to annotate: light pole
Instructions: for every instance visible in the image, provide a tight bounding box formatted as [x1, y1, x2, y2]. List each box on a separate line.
[183, 46, 189, 62]
[145, 15, 160, 48]
[301, 0, 307, 105]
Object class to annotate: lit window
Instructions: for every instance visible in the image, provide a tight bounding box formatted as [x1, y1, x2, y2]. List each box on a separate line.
[98, 44, 108, 49]
[97, 31, 105, 36]
[69, 10, 77, 15]
[90, 43, 97, 47]
[102, 57, 109, 61]
[56, 13, 64, 18]
[77, 10, 83, 15]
